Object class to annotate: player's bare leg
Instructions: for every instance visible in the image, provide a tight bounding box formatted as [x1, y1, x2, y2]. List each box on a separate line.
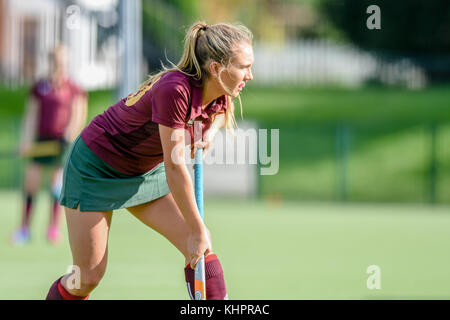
[11, 163, 42, 245]
[127, 193, 212, 265]
[127, 193, 227, 300]
[49, 205, 113, 298]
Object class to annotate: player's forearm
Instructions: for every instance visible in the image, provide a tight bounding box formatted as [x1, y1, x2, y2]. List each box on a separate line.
[20, 101, 37, 147]
[64, 97, 87, 141]
[165, 164, 205, 233]
[20, 118, 34, 146]
[65, 121, 83, 141]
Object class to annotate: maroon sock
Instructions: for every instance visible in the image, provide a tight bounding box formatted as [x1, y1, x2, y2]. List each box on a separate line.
[22, 194, 33, 227]
[184, 254, 228, 300]
[45, 277, 89, 300]
[46, 277, 65, 300]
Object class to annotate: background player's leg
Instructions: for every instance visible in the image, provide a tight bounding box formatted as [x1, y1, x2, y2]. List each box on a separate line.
[22, 162, 42, 227]
[127, 193, 227, 300]
[46, 205, 112, 299]
[11, 162, 42, 245]
[47, 167, 63, 245]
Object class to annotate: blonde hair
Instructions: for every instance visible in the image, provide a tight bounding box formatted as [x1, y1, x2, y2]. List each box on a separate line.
[138, 21, 253, 130]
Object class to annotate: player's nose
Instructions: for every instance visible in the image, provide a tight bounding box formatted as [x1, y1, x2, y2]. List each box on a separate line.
[245, 68, 253, 81]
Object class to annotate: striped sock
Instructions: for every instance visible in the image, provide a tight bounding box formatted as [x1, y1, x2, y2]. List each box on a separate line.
[22, 194, 33, 227]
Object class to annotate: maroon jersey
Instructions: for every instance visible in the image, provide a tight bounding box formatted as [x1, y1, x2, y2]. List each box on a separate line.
[80, 71, 227, 176]
[32, 79, 84, 139]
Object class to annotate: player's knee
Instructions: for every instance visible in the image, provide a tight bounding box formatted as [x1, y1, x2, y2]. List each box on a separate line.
[24, 175, 40, 193]
[78, 278, 100, 295]
[24, 184, 39, 195]
[79, 270, 104, 294]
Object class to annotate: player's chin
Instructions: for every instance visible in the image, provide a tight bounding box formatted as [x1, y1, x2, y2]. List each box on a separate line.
[230, 88, 241, 98]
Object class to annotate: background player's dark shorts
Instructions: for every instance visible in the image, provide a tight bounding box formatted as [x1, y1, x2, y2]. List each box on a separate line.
[31, 138, 67, 166]
[59, 135, 170, 211]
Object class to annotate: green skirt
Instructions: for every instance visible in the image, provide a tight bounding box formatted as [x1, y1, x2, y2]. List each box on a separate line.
[59, 136, 170, 212]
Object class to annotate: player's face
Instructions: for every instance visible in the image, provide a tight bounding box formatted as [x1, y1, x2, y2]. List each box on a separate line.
[50, 48, 68, 74]
[220, 42, 254, 98]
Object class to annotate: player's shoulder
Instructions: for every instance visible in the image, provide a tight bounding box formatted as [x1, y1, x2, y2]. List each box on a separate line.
[65, 77, 77, 87]
[152, 71, 193, 99]
[160, 70, 192, 86]
[65, 78, 84, 93]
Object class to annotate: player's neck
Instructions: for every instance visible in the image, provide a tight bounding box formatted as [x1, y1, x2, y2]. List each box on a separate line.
[51, 70, 66, 87]
[201, 78, 223, 110]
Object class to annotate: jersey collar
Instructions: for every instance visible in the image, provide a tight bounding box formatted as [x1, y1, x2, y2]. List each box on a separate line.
[188, 77, 227, 121]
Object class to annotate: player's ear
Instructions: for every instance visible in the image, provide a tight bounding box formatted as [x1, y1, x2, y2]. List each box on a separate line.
[208, 61, 221, 78]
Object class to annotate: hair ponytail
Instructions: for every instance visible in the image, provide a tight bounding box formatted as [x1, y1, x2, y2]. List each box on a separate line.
[178, 22, 207, 80]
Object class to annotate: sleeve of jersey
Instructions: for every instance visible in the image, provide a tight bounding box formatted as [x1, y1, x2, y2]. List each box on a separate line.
[30, 82, 40, 98]
[70, 81, 86, 99]
[151, 82, 190, 129]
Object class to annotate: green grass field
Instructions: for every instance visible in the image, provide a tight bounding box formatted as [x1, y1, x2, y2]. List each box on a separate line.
[2, 190, 450, 300]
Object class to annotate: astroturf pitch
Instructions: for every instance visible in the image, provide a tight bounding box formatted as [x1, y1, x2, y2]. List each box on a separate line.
[1, 190, 450, 300]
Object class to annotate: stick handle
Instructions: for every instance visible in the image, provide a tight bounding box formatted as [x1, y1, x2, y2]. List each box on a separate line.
[194, 149, 204, 219]
[194, 149, 206, 300]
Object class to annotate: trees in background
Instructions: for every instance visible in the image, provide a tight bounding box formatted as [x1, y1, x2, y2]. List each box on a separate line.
[141, 0, 450, 82]
[319, 0, 450, 55]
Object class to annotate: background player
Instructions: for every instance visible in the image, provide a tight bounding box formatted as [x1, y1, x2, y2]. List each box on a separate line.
[11, 45, 88, 246]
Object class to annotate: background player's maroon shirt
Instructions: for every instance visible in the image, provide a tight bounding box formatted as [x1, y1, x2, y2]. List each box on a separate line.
[80, 71, 227, 176]
[32, 79, 85, 139]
